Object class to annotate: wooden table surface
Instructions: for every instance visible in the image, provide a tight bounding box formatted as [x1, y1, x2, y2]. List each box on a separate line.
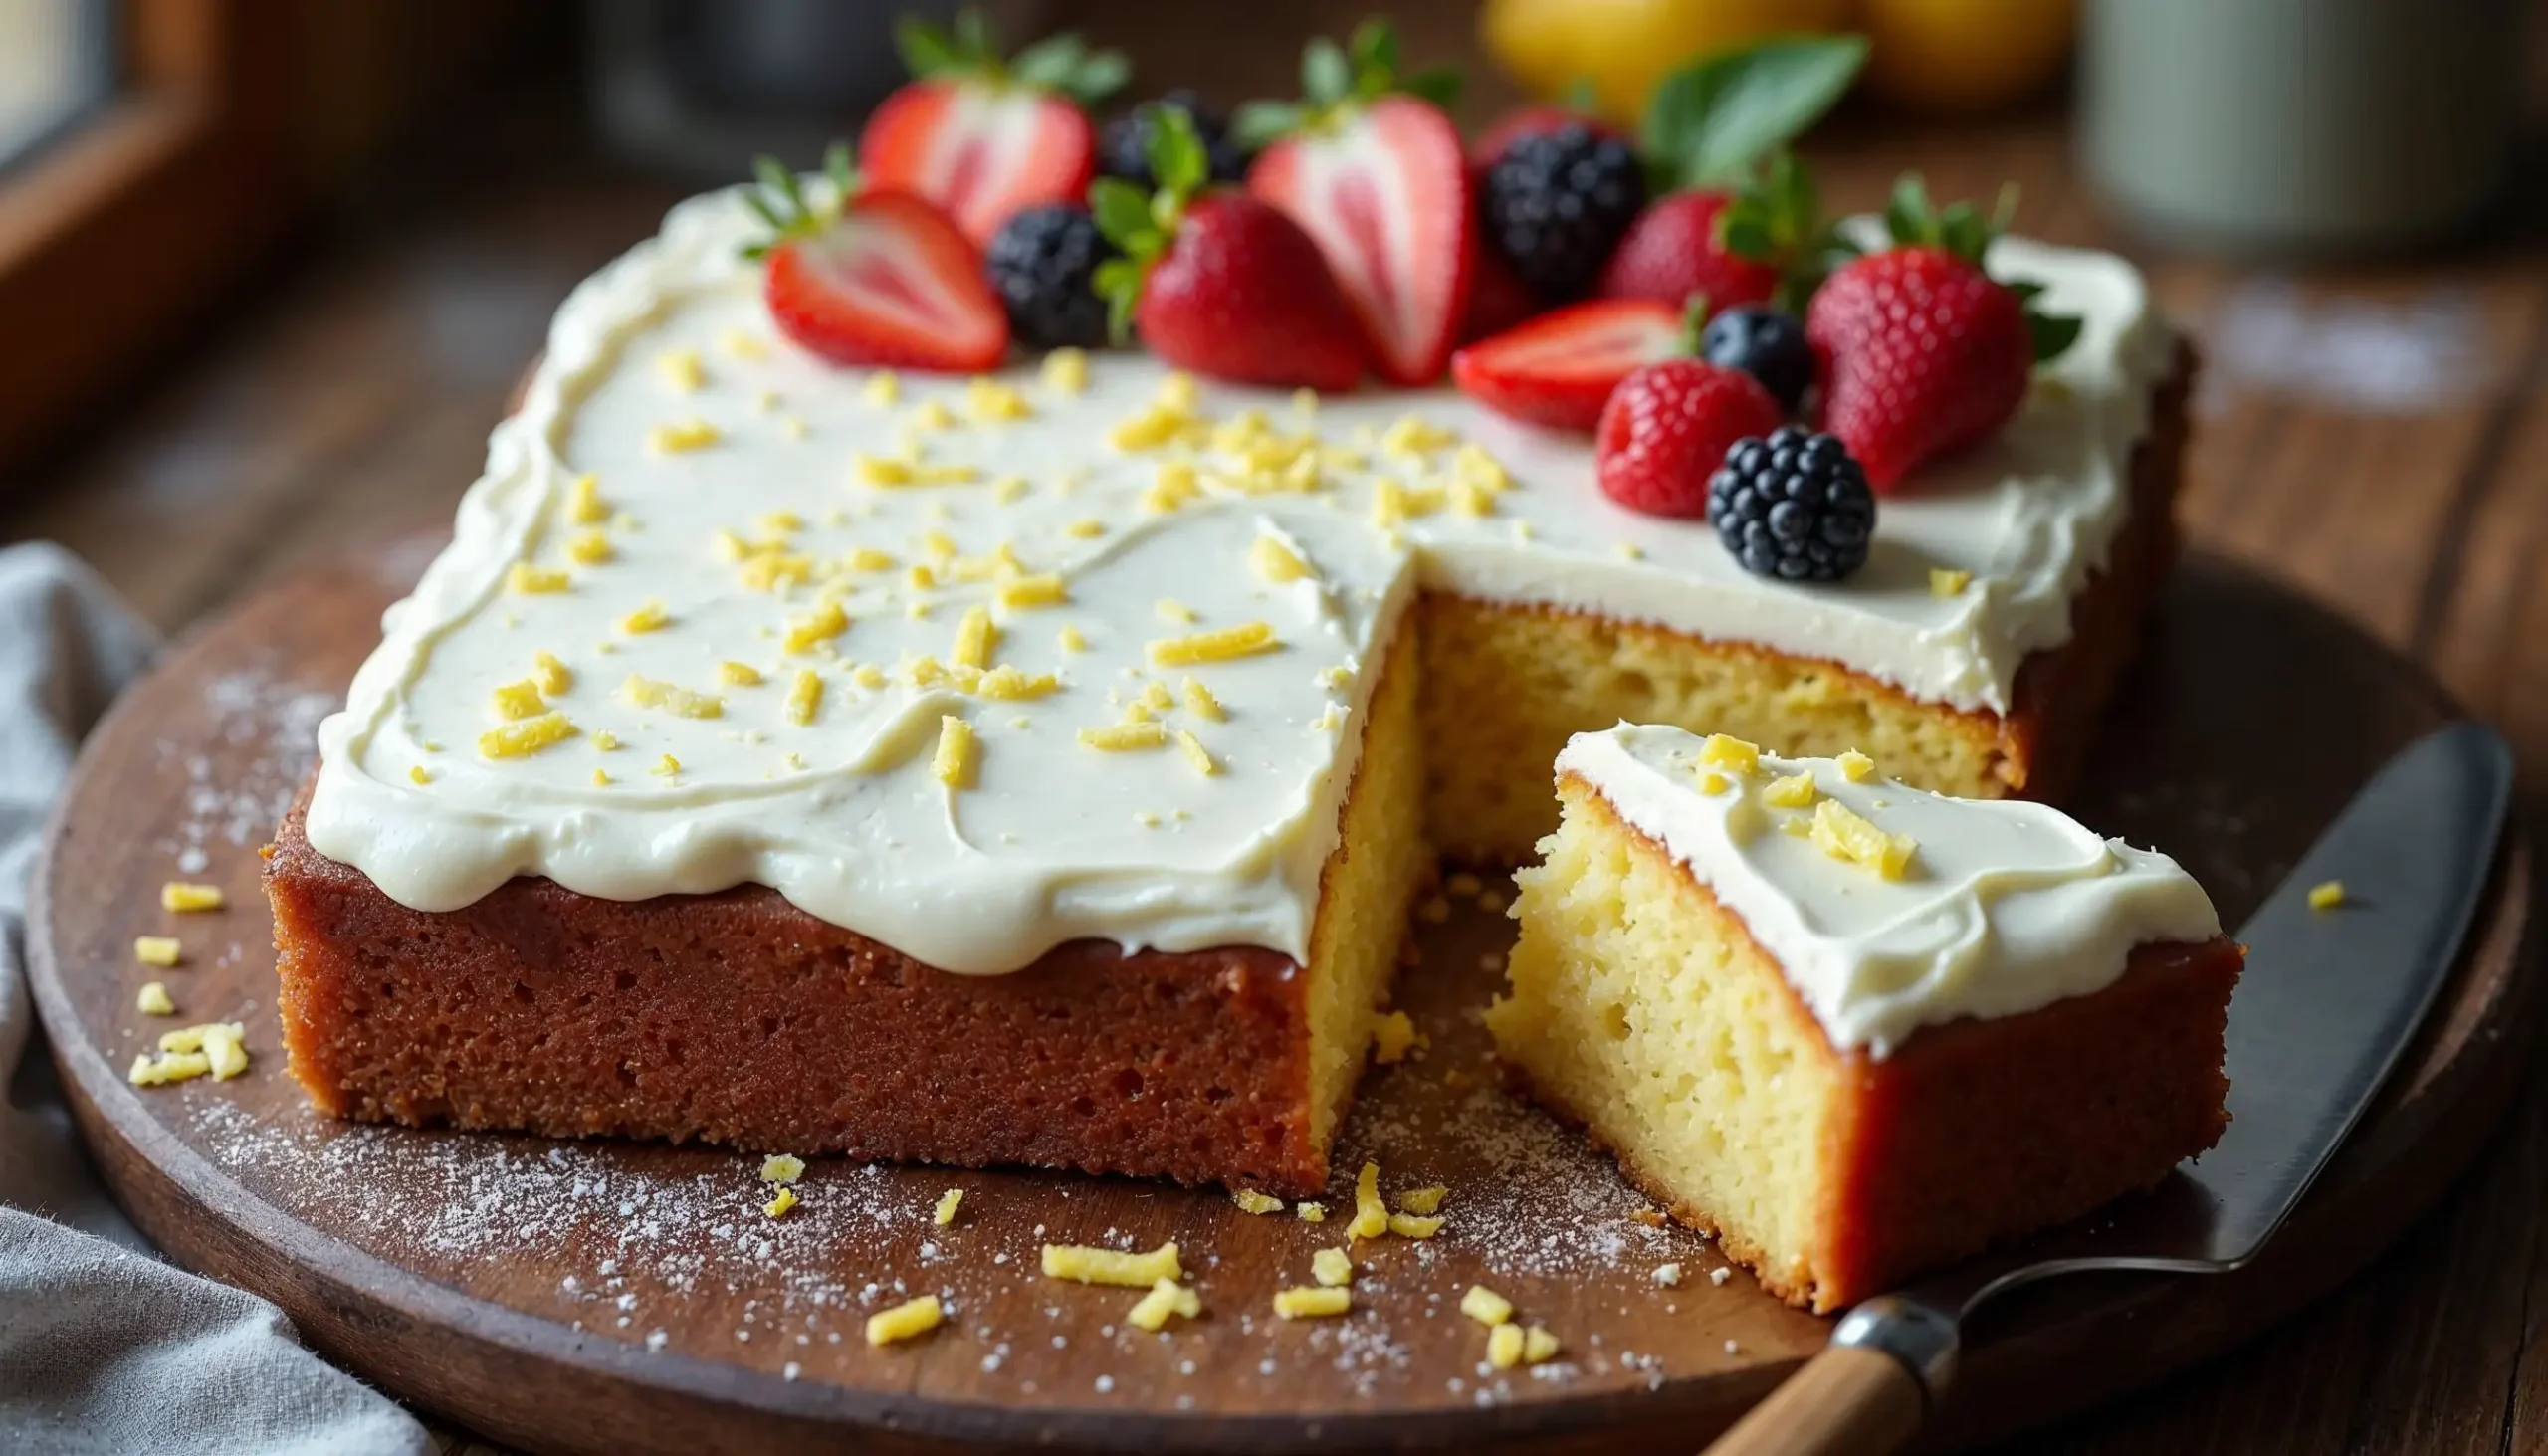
[7, 11, 2546, 1451]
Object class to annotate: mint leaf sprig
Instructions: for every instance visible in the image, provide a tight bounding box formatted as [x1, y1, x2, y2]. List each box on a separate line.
[1231, 19, 1463, 149]
[1088, 106, 1213, 342]
[894, 7, 1130, 108]
[1639, 33, 1867, 194]
[739, 141, 857, 262]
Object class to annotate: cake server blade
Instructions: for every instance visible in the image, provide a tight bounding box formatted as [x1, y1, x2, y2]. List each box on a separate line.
[1700, 720, 2513, 1456]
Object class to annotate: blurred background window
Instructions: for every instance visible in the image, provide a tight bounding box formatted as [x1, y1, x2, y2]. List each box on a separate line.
[0, 0, 111, 172]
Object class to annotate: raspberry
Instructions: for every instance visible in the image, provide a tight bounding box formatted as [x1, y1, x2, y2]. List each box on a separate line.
[1593, 360, 1783, 520]
[1706, 426, 1877, 582]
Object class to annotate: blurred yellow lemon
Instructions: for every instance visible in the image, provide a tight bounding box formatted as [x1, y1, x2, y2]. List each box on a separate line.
[1481, 0, 1855, 129]
[1859, 0, 2077, 112]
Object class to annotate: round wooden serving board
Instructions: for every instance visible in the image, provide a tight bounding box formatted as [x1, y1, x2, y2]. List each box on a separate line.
[30, 538, 2535, 1455]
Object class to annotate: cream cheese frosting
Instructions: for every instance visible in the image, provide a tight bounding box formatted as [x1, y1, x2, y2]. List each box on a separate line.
[1556, 724, 2222, 1056]
[305, 181, 2173, 974]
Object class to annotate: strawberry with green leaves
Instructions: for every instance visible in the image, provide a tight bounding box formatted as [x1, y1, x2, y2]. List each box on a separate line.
[1235, 21, 1473, 386]
[743, 145, 1009, 373]
[1806, 175, 2082, 489]
[1597, 36, 1866, 313]
[860, 9, 1130, 247]
[1090, 108, 1367, 391]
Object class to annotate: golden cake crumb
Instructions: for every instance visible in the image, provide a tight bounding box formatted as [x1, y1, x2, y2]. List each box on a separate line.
[1148, 621, 1277, 667]
[159, 882, 225, 913]
[2309, 880, 2346, 910]
[1396, 1186, 1447, 1216]
[934, 716, 978, 789]
[761, 1153, 805, 1184]
[934, 1188, 963, 1226]
[1837, 749, 1877, 781]
[1488, 1322, 1525, 1369]
[1232, 1189, 1285, 1216]
[1763, 771, 1819, 809]
[1273, 1286, 1352, 1320]
[1809, 799, 1919, 880]
[1079, 722, 1168, 752]
[1127, 1276, 1202, 1332]
[865, 1294, 942, 1346]
[1931, 567, 1974, 597]
[1041, 1241, 1181, 1288]
[133, 936, 182, 967]
[1387, 1212, 1443, 1239]
[1296, 1202, 1327, 1223]
[764, 1186, 798, 1218]
[1372, 1010, 1421, 1064]
[1628, 1206, 1668, 1228]
[135, 981, 176, 1016]
[1350, 1160, 1387, 1240]
[1460, 1285, 1514, 1327]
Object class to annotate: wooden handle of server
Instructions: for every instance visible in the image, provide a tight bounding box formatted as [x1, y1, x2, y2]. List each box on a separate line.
[1701, 1345, 1925, 1456]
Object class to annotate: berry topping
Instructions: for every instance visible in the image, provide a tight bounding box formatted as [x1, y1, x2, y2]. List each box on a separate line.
[1593, 358, 1784, 520]
[1469, 101, 1625, 172]
[1707, 426, 1876, 582]
[1595, 190, 1778, 312]
[1101, 91, 1252, 187]
[1237, 21, 1474, 385]
[1481, 122, 1645, 301]
[742, 148, 1008, 373]
[859, 10, 1129, 247]
[1805, 174, 2081, 489]
[1698, 304, 1814, 414]
[1090, 109, 1366, 391]
[1458, 242, 1544, 343]
[1451, 297, 1689, 433]
[985, 203, 1118, 350]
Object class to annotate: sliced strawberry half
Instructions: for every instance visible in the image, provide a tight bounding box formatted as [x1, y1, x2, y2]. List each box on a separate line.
[747, 156, 1009, 373]
[856, 13, 1128, 247]
[1450, 298, 1687, 433]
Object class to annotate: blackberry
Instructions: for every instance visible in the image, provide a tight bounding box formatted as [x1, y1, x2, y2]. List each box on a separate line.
[1707, 427, 1876, 583]
[1700, 305, 1815, 414]
[1482, 123, 1646, 300]
[984, 204, 1118, 350]
[1100, 91, 1250, 187]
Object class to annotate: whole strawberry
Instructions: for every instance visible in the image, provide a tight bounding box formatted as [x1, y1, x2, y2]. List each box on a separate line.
[1806, 175, 2081, 490]
[1594, 359, 1783, 519]
[1091, 108, 1366, 390]
[1596, 191, 1779, 311]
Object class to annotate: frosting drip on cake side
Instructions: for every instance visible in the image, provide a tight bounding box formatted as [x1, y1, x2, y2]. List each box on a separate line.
[306, 182, 2171, 973]
[1556, 724, 2222, 1056]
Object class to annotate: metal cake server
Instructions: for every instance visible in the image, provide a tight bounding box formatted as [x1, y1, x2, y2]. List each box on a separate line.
[1701, 721, 2515, 1456]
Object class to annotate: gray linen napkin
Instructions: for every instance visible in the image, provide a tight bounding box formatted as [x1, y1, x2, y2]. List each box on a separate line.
[0, 543, 427, 1455]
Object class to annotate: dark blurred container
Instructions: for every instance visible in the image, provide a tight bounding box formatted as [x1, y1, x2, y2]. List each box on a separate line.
[588, 0, 1047, 180]
[2080, 0, 2525, 257]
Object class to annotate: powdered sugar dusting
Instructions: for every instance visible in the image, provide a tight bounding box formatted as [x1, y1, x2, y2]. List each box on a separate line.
[156, 664, 337, 870]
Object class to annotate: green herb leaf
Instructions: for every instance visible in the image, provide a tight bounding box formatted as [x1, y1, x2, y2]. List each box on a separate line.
[2029, 311, 2083, 363]
[1088, 177, 1157, 249]
[1148, 105, 1209, 196]
[952, 8, 992, 64]
[895, 17, 957, 78]
[1093, 256, 1148, 344]
[823, 140, 856, 198]
[1010, 33, 1085, 90]
[1351, 19, 1397, 81]
[1642, 34, 1868, 191]
[1231, 100, 1306, 150]
[1069, 49, 1132, 106]
[1884, 172, 1933, 247]
[1402, 66, 1464, 109]
[1303, 37, 1353, 105]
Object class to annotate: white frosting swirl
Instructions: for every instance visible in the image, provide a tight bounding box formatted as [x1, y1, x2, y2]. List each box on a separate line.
[1556, 725, 2222, 1056]
[305, 184, 2173, 973]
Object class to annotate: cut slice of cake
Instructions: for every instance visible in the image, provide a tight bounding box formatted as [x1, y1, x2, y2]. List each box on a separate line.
[1489, 725, 2242, 1312]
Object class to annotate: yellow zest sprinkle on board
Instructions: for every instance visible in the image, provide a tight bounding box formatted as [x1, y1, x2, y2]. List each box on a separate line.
[965, 376, 1032, 421]
[1148, 621, 1277, 667]
[566, 529, 614, 565]
[567, 474, 608, 523]
[1079, 722, 1168, 752]
[1312, 1247, 1354, 1288]
[1251, 534, 1313, 583]
[160, 882, 225, 913]
[978, 666, 1057, 701]
[1488, 1322, 1525, 1369]
[1397, 1186, 1447, 1216]
[951, 605, 997, 670]
[786, 668, 823, 726]
[508, 563, 569, 595]
[933, 716, 977, 788]
[1273, 1286, 1352, 1320]
[1523, 1326, 1561, 1363]
[533, 652, 575, 696]
[1387, 1212, 1444, 1239]
[934, 1188, 962, 1227]
[2309, 880, 2346, 911]
[134, 936, 182, 967]
[1233, 1189, 1285, 1215]
[618, 600, 670, 634]
[1763, 771, 1818, 809]
[1698, 733, 1761, 775]
[1809, 799, 1919, 880]
[1296, 1202, 1327, 1223]
[763, 1186, 798, 1218]
[865, 1294, 942, 1347]
[1041, 1241, 1181, 1288]
[128, 1050, 211, 1087]
[159, 1021, 249, 1080]
[1042, 348, 1089, 394]
[620, 675, 724, 719]
[491, 679, 546, 721]
[1931, 567, 1975, 597]
[1461, 1285, 1514, 1327]
[1837, 749, 1877, 782]
[862, 370, 901, 407]
[719, 661, 764, 687]
[1127, 1277, 1202, 1332]
[648, 418, 720, 453]
[761, 1153, 805, 1183]
[1172, 729, 1218, 776]
[1372, 1009, 1420, 1064]
[136, 981, 176, 1016]
[783, 599, 849, 653]
[1350, 1161, 1387, 1240]
[1181, 677, 1225, 721]
[656, 348, 705, 392]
